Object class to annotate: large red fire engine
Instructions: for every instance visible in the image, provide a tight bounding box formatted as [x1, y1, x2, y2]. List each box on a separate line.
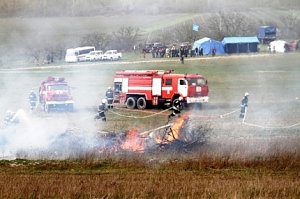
[39, 76, 74, 112]
[112, 70, 209, 109]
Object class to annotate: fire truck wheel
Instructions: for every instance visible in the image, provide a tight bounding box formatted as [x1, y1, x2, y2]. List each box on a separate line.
[126, 97, 136, 109]
[137, 97, 147, 109]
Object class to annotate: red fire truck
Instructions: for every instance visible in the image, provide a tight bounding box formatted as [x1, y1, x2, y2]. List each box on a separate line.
[39, 76, 74, 112]
[112, 70, 209, 109]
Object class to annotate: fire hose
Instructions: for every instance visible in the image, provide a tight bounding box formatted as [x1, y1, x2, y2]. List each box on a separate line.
[217, 108, 300, 129]
[242, 121, 300, 129]
[107, 107, 173, 119]
[108, 107, 240, 120]
[108, 107, 300, 130]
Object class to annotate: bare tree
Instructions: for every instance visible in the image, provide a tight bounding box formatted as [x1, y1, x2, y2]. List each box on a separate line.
[149, 20, 206, 46]
[207, 12, 257, 40]
[280, 12, 300, 38]
[112, 26, 141, 51]
[80, 32, 109, 50]
[23, 37, 67, 65]
[173, 21, 204, 42]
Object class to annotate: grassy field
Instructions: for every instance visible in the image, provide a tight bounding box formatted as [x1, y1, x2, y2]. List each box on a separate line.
[0, 152, 300, 198]
[0, 52, 300, 198]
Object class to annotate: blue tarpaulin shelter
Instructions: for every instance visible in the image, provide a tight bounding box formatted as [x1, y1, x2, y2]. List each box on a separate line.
[222, 37, 259, 54]
[192, 37, 224, 55]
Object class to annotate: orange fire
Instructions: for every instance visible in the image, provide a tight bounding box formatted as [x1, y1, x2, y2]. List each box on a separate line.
[155, 111, 191, 144]
[121, 128, 145, 152]
[120, 111, 191, 151]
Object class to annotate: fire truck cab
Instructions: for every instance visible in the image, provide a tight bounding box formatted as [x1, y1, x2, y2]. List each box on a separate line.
[112, 70, 209, 109]
[39, 76, 74, 112]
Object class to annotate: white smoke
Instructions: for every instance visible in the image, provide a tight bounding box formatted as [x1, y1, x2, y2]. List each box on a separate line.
[0, 108, 105, 159]
[0, 69, 111, 160]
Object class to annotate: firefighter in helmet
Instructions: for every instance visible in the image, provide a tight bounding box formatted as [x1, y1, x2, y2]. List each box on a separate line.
[240, 92, 249, 120]
[105, 86, 114, 109]
[29, 90, 37, 111]
[168, 96, 183, 120]
[95, 99, 108, 121]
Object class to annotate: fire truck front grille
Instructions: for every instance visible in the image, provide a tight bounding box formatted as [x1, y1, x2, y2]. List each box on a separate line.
[51, 95, 69, 101]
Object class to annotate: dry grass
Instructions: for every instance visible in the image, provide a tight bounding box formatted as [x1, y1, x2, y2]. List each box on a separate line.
[1, 146, 300, 198]
[1, 170, 299, 198]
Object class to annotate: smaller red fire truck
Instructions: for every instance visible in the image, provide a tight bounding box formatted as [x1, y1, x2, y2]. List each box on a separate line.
[39, 76, 74, 112]
[112, 70, 209, 109]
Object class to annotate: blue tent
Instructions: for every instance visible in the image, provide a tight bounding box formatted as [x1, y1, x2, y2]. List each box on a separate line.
[222, 37, 259, 54]
[192, 37, 224, 55]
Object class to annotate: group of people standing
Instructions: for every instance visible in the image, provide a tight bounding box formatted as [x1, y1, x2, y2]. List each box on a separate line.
[194, 47, 204, 56]
[151, 45, 194, 59]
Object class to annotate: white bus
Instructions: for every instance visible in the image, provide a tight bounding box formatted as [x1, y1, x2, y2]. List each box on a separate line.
[65, 46, 95, 63]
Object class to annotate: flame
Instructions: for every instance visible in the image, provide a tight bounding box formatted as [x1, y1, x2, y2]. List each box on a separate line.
[107, 111, 191, 152]
[121, 128, 145, 152]
[155, 111, 191, 144]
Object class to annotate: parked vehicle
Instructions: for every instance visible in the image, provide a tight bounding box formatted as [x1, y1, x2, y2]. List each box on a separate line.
[102, 50, 122, 61]
[111, 70, 209, 109]
[39, 77, 74, 112]
[65, 46, 95, 62]
[257, 26, 277, 44]
[85, 50, 103, 61]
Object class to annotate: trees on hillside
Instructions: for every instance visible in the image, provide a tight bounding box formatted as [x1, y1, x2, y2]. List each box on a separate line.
[80, 32, 109, 51]
[206, 12, 257, 40]
[78, 27, 141, 51]
[111, 26, 141, 51]
[280, 12, 300, 39]
[1, 0, 300, 17]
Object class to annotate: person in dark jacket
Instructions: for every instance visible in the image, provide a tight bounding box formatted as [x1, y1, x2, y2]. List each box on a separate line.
[179, 46, 184, 64]
[29, 90, 37, 111]
[199, 47, 203, 56]
[105, 87, 114, 109]
[95, 99, 108, 121]
[168, 97, 183, 119]
[240, 92, 249, 120]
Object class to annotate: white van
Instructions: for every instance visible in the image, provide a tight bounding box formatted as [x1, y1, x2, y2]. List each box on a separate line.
[85, 50, 103, 61]
[102, 50, 122, 61]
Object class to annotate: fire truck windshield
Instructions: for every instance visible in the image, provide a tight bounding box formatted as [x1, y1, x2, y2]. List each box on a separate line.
[188, 78, 206, 86]
[48, 84, 69, 91]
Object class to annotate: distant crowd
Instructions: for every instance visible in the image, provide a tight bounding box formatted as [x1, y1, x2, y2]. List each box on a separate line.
[143, 44, 215, 58]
